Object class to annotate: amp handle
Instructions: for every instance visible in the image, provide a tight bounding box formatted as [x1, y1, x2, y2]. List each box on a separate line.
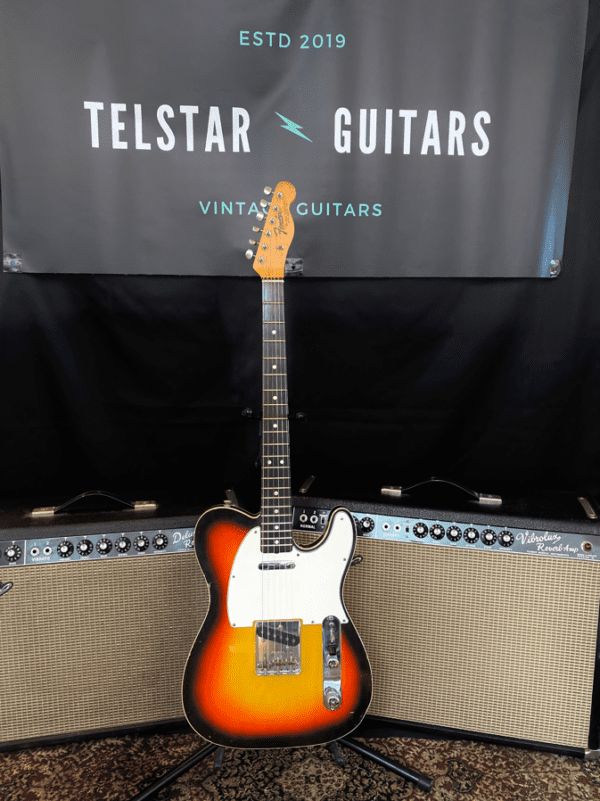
[381, 477, 502, 506]
[31, 490, 157, 517]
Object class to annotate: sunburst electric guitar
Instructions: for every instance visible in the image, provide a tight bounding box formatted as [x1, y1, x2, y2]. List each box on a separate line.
[182, 181, 372, 749]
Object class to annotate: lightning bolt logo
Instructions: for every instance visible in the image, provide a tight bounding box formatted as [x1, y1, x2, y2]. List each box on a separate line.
[275, 112, 312, 142]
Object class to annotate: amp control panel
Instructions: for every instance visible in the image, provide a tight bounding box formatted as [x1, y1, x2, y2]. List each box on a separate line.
[0, 526, 194, 568]
[292, 499, 600, 562]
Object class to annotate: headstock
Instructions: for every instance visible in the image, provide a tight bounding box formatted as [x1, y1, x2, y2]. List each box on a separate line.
[245, 181, 296, 279]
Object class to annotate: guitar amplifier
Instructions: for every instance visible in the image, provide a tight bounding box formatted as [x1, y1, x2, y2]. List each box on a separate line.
[2, 488, 600, 757]
[0, 493, 207, 750]
[292, 488, 600, 757]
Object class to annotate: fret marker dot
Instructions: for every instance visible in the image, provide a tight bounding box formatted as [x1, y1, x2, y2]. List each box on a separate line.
[273, 424, 277, 428]
[267, 460, 272, 465]
[280, 460, 284, 464]
[272, 330, 276, 335]
[274, 509, 279, 514]
[274, 491, 278, 496]
[273, 395, 277, 400]
[272, 365, 277, 370]
[274, 525, 280, 530]
[274, 539, 279, 545]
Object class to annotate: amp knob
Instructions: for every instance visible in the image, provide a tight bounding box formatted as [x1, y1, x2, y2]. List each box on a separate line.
[5, 544, 22, 562]
[133, 535, 149, 552]
[152, 534, 168, 550]
[77, 540, 94, 556]
[464, 528, 479, 544]
[481, 529, 497, 546]
[57, 541, 74, 558]
[499, 530, 514, 547]
[430, 524, 445, 540]
[115, 536, 131, 554]
[358, 517, 375, 534]
[97, 538, 112, 555]
[447, 526, 462, 542]
[413, 523, 428, 538]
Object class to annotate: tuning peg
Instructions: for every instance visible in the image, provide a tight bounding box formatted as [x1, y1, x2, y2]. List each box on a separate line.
[256, 212, 265, 221]
[260, 198, 269, 209]
[264, 186, 273, 195]
[245, 249, 254, 260]
[252, 225, 262, 233]
[249, 238, 259, 245]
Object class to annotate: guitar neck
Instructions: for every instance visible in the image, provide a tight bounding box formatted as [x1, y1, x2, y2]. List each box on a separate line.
[261, 277, 292, 554]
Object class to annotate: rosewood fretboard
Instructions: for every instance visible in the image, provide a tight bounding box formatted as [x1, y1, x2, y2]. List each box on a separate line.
[261, 279, 292, 554]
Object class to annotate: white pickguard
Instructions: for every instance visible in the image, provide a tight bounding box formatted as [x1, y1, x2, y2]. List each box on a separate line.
[227, 509, 354, 628]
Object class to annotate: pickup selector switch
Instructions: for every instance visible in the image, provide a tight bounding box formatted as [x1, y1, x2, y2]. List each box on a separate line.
[77, 540, 94, 556]
[115, 536, 131, 554]
[134, 535, 150, 552]
[413, 523, 428, 538]
[430, 524, 445, 540]
[57, 541, 74, 558]
[464, 528, 479, 544]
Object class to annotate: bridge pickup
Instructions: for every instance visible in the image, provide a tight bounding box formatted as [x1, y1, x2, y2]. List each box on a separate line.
[255, 620, 301, 676]
[258, 561, 296, 570]
[256, 621, 300, 647]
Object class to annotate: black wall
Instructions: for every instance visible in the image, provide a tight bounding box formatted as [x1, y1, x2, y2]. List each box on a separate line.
[1, 3, 599, 509]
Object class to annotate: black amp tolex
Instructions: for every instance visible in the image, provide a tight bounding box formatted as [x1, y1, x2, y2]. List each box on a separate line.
[0, 491, 207, 750]
[293, 486, 600, 757]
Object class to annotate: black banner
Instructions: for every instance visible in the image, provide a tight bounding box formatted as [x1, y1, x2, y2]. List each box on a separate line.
[0, 0, 588, 276]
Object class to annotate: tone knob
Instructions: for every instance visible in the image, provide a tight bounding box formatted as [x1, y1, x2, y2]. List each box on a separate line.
[77, 539, 94, 556]
[430, 524, 445, 540]
[115, 536, 131, 553]
[97, 538, 112, 555]
[5, 544, 22, 562]
[359, 517, 375, 534]
[324, 687, 341, 710]
[57, 541, 74, 558]
[413, 523, 428, 538]
[134, 535, 149, 552]
[447, 526, 462, 542]
[152, 534, 168, 550]
[481, 529, 497, 546]
[499, 530, 514, 547]
[464, 528, 479, 544]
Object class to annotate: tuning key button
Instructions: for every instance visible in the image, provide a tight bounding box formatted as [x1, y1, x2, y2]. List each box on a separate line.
[264, 186, 273, 195]
[447, 526, 462, 542]
[413, 523, 428, 538]
[245, 249, 254, 260]
[481, 529, 497, 546]
[57, 541, 74, 558]
[464, 528, 479, 544]
[97, 538, 112, 555]
[134, 535, 150, 552]
[5, 545, 22, 562]
[430, 524, 445, 540]
[77, 540, 94, 556]
[115, 537, 131, 554]
[256, 212, 265, 221]
[499, 530, 514, 547]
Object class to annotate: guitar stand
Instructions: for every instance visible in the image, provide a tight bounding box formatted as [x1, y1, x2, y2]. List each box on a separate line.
[127, 735, 433, 800]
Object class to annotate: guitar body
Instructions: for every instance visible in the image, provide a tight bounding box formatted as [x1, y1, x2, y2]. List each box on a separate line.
[182, 504, 372, 749]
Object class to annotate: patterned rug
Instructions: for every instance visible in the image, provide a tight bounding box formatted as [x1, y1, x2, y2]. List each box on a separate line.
[2, 732, 600, 801]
